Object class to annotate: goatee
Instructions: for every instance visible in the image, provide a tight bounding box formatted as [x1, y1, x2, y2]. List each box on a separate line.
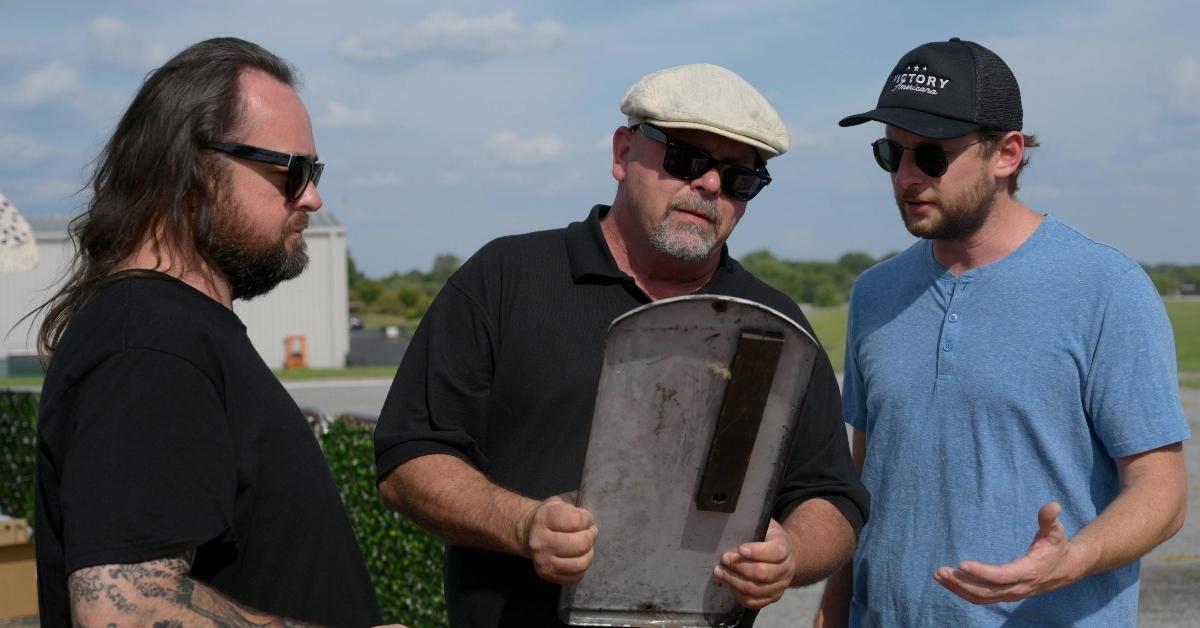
[649, 195, 723, 262]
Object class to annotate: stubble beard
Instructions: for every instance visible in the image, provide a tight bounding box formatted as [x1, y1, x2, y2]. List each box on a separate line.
[210, 189, 309, 301]
[649, 195, 723, 263]
[896, 166, 996, 240]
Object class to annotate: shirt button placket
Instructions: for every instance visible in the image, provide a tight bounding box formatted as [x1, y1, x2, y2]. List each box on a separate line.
[938, 280, 965, 379]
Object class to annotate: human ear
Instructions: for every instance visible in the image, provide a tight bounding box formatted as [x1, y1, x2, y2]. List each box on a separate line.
[992, 131, 1024, 178]
[612, 126, 633, 182]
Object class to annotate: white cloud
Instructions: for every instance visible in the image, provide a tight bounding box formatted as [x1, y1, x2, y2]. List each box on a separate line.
[325, 102, 375, 127]
[1164, 56, 1200, 119]
[5, 61, 80, 106]
[348, 172, 405, 189]
[337, 10, 565, 63]
[485, 131, 565, 164]
[0, 134, 52, 164]
[87, 17, 169, 71]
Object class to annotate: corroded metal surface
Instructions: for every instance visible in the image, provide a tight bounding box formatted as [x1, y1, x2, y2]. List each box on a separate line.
[561, 295, 818, 627]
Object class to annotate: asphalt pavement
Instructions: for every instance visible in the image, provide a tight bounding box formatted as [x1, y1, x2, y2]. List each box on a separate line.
[288, 381, 1200, 626]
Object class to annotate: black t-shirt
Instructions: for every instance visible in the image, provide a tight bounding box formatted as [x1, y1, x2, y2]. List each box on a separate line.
[35, 272, 382, 627]
[375, 205, 869, 627]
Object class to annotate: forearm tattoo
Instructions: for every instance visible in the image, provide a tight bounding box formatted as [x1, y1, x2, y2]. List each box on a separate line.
[67, 550, 325, 627]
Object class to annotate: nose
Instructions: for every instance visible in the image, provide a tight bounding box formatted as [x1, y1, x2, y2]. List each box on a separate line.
[689, 167, 722, 197]
[294, 180, 322, 212]
[892, 148, 930, 189]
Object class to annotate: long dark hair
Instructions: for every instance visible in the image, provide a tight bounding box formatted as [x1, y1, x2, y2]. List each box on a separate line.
[32, 37, 295, 363]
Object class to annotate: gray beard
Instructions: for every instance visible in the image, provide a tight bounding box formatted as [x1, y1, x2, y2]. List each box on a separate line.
[649, 196, 722, 262]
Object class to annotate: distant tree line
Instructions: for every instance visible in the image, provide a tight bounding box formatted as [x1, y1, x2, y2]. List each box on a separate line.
[348, 253, 462, 321]
[1144, 264, 1200, 296]
[348, 252, 1200, 321]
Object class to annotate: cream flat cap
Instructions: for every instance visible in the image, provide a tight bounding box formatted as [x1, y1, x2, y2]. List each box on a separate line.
[621, 64, 789, 158]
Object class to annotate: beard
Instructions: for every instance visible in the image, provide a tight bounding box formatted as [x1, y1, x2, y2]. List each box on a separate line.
[895, 166, 995, 240]
[210, 191, 309, 301]
[648, 195, 724, 262]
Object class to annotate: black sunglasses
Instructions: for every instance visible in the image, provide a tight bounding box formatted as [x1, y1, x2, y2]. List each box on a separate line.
[207, 142, 324, 202]
[871, 138, 984, 178]
[635, 124, 771, 202]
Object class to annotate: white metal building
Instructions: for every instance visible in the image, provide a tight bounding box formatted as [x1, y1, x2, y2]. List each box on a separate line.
[1, 212, 349, 374]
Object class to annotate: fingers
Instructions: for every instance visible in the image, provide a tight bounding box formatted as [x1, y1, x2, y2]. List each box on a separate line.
[934, 565, 1028, 604]
[541, 498, 595, 533]
[714, 520, 796, 609]
[715, 560, 790, 609]
[526, 498, 598, 585]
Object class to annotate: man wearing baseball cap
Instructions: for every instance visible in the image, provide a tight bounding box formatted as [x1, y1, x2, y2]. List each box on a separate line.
[374, 64, 868, 626]
[817, 38, 1189, 626]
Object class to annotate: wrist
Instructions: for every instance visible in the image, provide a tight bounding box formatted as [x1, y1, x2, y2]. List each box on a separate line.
[514, 500, 540, 559]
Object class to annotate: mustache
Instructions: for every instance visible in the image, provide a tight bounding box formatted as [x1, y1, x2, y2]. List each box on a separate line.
[667, 195, 720, 221]
[899, 190, 938, 204]
[289, 214, 309, 231]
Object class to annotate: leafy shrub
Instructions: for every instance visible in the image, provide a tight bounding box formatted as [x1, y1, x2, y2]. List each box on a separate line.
[0, 390, 37, 523]
[321, 419, 448, 627]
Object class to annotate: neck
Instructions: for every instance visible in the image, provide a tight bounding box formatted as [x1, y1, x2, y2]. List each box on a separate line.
[600, 204, 721, 300]
[116, 236, 233, 308]
[931, 194, 1043, 276]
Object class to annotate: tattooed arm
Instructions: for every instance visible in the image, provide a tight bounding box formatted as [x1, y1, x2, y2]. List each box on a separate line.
[67, 549, 325, 627]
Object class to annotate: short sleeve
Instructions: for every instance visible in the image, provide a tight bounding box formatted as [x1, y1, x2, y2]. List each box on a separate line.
[60, 349, 236, 571]
[1085, 267, 1190, 457]
[374, 278, 497, 483]
[841, 290, 868, 432]
[772, 347, 870, 535]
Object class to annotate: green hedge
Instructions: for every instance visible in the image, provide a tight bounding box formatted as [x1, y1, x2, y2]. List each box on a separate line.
[322, 419, 447, 626]
[0, 389, 447, 627]
[0, 390, 37, 524]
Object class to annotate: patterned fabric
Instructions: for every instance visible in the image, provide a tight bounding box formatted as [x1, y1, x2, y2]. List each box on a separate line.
[0, 191, 37, 273]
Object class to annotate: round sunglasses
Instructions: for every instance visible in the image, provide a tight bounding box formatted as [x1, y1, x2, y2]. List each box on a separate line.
[635, 124, 771, 201]
[871, 138, 984, 178]
[207, 142, 324, 202]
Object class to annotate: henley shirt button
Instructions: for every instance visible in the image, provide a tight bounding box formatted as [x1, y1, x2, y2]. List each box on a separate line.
[943, 343, 952, 352]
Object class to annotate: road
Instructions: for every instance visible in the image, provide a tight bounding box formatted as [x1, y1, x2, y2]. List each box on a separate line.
[288, 383, 1200, 626]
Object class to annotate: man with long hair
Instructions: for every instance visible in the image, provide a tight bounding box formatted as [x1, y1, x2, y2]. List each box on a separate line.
[33, 37, 383, 626]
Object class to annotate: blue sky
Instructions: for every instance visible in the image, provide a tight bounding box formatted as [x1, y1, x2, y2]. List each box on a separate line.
[1, 0, 1197, 276]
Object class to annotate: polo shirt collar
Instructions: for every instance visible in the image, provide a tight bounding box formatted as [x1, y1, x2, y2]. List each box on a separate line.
[565, 205, 735, 284]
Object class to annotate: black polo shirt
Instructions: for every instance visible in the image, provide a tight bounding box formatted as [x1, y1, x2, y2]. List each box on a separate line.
[375, 205, 867, 627]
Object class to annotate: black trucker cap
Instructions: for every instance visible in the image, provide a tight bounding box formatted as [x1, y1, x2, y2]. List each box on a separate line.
[839, 37, 1022, 139]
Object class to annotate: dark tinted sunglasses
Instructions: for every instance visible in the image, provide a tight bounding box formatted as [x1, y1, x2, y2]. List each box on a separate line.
[635, 124, 771, 201]
[871, 138, 984, 178]
[207, 142, 324, 202]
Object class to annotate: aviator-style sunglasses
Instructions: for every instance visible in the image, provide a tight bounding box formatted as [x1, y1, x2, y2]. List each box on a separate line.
[207, 142, 324, 202]
[635, 124, 772, 202]
[871, 138, 984, 178]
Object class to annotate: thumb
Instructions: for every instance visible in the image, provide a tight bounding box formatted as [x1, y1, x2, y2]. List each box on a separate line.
[1038, 501, 1062, 533]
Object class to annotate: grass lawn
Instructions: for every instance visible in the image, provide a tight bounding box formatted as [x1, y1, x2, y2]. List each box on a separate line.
[806, 299, 1200, 387]
[274, 365, 397, 381]
[1165, 299, 1200, 373]
[803, 305, 849, 374]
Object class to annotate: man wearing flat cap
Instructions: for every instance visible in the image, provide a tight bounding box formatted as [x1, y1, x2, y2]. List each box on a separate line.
[375, 64, 868, 626]
[816, 38, 1188, 627]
